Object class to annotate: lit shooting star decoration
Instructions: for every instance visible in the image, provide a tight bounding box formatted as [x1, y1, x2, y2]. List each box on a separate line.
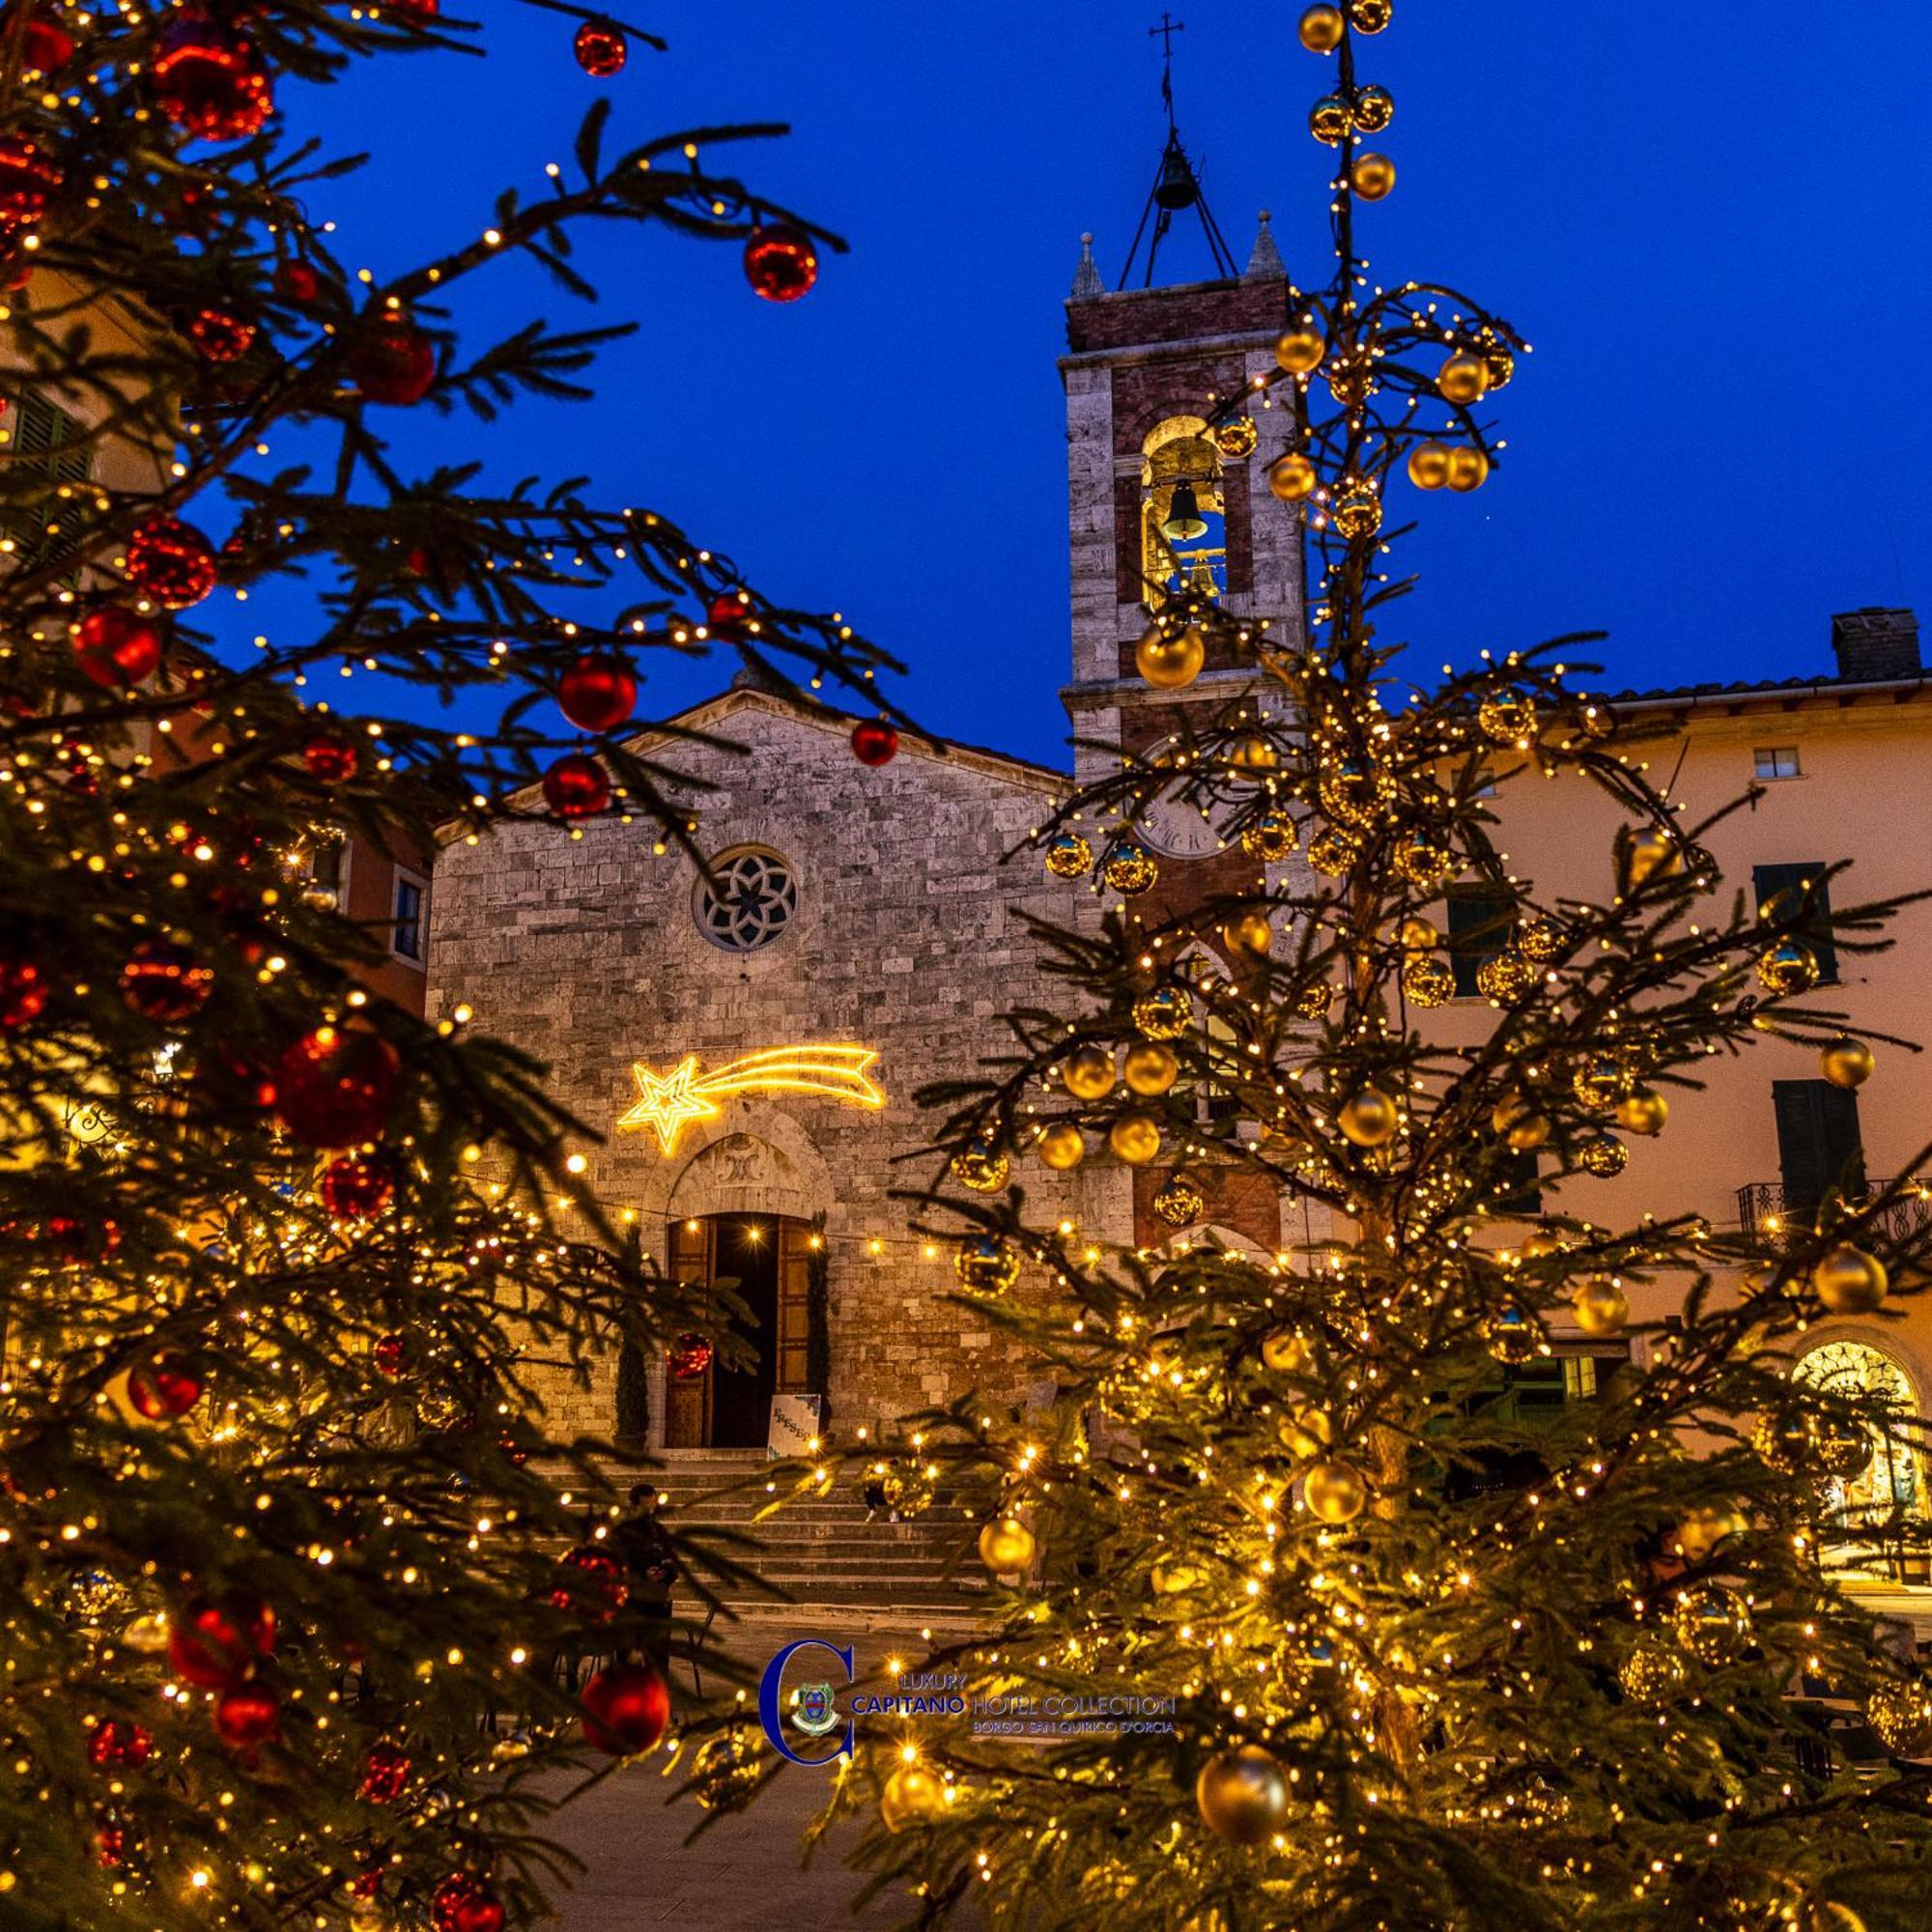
[616, 1045, 885, 1154]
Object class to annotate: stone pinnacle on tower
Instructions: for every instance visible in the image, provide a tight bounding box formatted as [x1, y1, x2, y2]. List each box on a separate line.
[1070, 232, 1104, 299]
[1244, 210, 1286, 281]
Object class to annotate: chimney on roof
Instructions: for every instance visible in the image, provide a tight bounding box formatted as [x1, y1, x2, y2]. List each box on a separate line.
[1830, 607, 1921, 683]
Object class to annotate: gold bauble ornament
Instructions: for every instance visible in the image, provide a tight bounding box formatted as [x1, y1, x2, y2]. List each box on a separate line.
[1229, 734, 1280, 771]
[955, 1236, 1021, 1295]
[1401, 955, 1454, 1008]
[1151, 1559, 1207, 1595]
[1293, 979, 1333, 1020]
[1516, 918, 1562, 963]
[1812, 1243, 1888, 1315]
[1063, 1044, 1117, 1100]
[1570, 1275, 1628, 1338]
[1814, 1413, 1871, 1480]
[1213, 416, 1259, 459]
[1867, 1681, 1932, 1756]
[880, 1763, 947, 1832]
[1240, 810, 1298, 862]
[1338, 1086, 1399, 1147]
[1618, 824, 1680, 892]
[1618, 1640, 1688, 1704]
[1324, 348, 1378, 407]
[1152, 1174, 1206, 1228]
[1044, 832, 1093, 879]
[1133, 987, 1192, 1039]
[978, 1516, 1036, 1573]
[1392, 831, 1456, 889]
[1109, 1114, 1162, 1165]
[1137, 621, 1207, 691]
[1123, 1042, 1180, 1096]
[1195, 1745, 1290, 1844]
[1331, 491, 1382, 540]
[1303, 1459, 1367, 1524]
[1350, 0, 1392, 30]
[1577, 1133, 1629, 1178]
[1437, 353, 1490, 405]
[1672, 1503, 1747, 1564]
[1352, 83, 1394, 132]
[1477, 693, 1536, 743]
[1485, 1304, 1541, 1366]
[1405, 440, 1451, 491]
[1103, 842, 1159, 895]
[1616, 1087, 1667, 1136]
[1296, 3, 1346, 50]
[1671, 1581, 1753, 1665]
[1276, 1404, 1334, 1459]
[1261, 1329, 1313, 1376]
[1036, 1122, 1086, 1170]
[1306, 828, 1357, 876]
[1573, 1056, 1634, 1110]
[1820, 1037, 1874, 1089]
[1444, 445, 1490, 492]
[1475, 952, 1535, 1003]
[1221, 910, 1273, 958]
[1319, 756, 1393, 827]
[1752, 1405, 1818, 1475]
[951, 1143, 1010, 1193]
[1492, 1096, 1550, 1151]
[1273, 327, 1327, 374]
[1308, 96, 1351, 146]
[1520, 1227, 1565, 1259]
[1755, 939, 1820, 997]
[1482, 345, 1516, 390]
[1802, 1907, 1866, 1932]
[1267, 452, 1319, 502]
[1350, 153, 1396, 201]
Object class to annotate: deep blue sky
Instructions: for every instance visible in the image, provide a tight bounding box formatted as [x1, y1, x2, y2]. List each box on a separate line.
[280, 1, 1930, 769]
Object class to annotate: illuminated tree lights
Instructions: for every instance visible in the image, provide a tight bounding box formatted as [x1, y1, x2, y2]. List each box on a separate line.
[765, 9, 1932, 1931]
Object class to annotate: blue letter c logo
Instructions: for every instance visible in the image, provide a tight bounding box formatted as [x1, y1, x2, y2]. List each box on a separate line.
[758, 1637, 856, 1766]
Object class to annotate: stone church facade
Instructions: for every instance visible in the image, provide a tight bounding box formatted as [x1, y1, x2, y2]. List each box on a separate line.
[426, 225, 1307, 1446]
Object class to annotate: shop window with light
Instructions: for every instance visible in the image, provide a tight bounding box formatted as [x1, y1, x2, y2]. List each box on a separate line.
[1792, 1340, 1925, 1532]
[2, 388, 93, 574]
[1753, 746, 1801, 781]
[390, 868, 428, 965]
[1753, 862, 1837, 983]
[1139, 416, 1225, 607]
[303, 835, 346, 912]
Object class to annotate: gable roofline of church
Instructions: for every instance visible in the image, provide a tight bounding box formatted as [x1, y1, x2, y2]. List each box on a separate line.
[452, 681, 1069, 839]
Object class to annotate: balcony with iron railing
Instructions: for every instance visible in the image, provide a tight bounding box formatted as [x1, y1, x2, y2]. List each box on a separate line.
[1737, 1179, 1932, 1246]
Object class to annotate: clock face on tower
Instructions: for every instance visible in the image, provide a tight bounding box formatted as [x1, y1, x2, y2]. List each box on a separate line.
[1133, 735, 1248, 861]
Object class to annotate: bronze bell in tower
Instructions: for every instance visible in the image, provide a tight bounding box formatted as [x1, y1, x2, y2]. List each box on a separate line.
[1161, 481, 1208, 542]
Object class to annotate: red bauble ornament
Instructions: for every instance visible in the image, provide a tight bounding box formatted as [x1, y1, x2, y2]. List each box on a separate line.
[0, 953, 47, 1031]
[154, 15, 273, 142]
[387, 0, 440, 15]
[45, 1214, 120, 1263]
[88, 1719, 153, 1769]
[849, 719, 899, 767]
[127, 1352, 203, 1420]
[0, 132, 61, 235]
[581, 1661, 670, 1756]
[668, 1334, 713, 1380]
[743, 224, 818, 303]
[372, 1332, 409, 1378]
[319, 1151, 395, 1220]
[275, 259, 320, 304]
[357, 1741, 412, 1803]
[21, 9, 76, 75]
[541, 752, 610, 819]
[74, 607, 164, 688]
[556, 653, 637, 733]
[213, 1682, 279, 1750]
[348, 313, 437, 406]
[119, 939, 213, 1024]
[186, 307, 255, 362]
[705, 590, 752, 640]
[573, 17, 626, 74]
[125, 516, 218, 610]
[96, 1821, 126, 1868]
[301, 733, 358, 783]
[168, 1593, 275, 1689]
[432, 1875, 506, 1932]
[273, 1027, 401, 1148]
[545, 1544, 629, 1624]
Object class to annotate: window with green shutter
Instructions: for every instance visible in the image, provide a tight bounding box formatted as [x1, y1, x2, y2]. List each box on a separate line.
[1445, 886, 1513, 998]
[1772, 1078, 1862, 1212]
[1752, 862, 1838, 984]
[2, 388, 93, 573]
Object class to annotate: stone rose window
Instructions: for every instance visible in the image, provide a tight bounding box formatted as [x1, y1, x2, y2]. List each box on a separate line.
[694, 846, 797, 952]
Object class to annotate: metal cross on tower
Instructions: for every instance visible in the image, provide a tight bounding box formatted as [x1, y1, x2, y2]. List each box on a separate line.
[1119, 14, 1237, 289]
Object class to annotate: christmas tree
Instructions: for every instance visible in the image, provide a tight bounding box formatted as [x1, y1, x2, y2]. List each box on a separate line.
[803, 8, 1932, 1929]
[1, 3, 894, 1925]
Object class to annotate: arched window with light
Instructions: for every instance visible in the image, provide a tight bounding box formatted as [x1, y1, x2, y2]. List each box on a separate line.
[1140, 416, 1226, 607]
[1791, 1339, 1926, 1532]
